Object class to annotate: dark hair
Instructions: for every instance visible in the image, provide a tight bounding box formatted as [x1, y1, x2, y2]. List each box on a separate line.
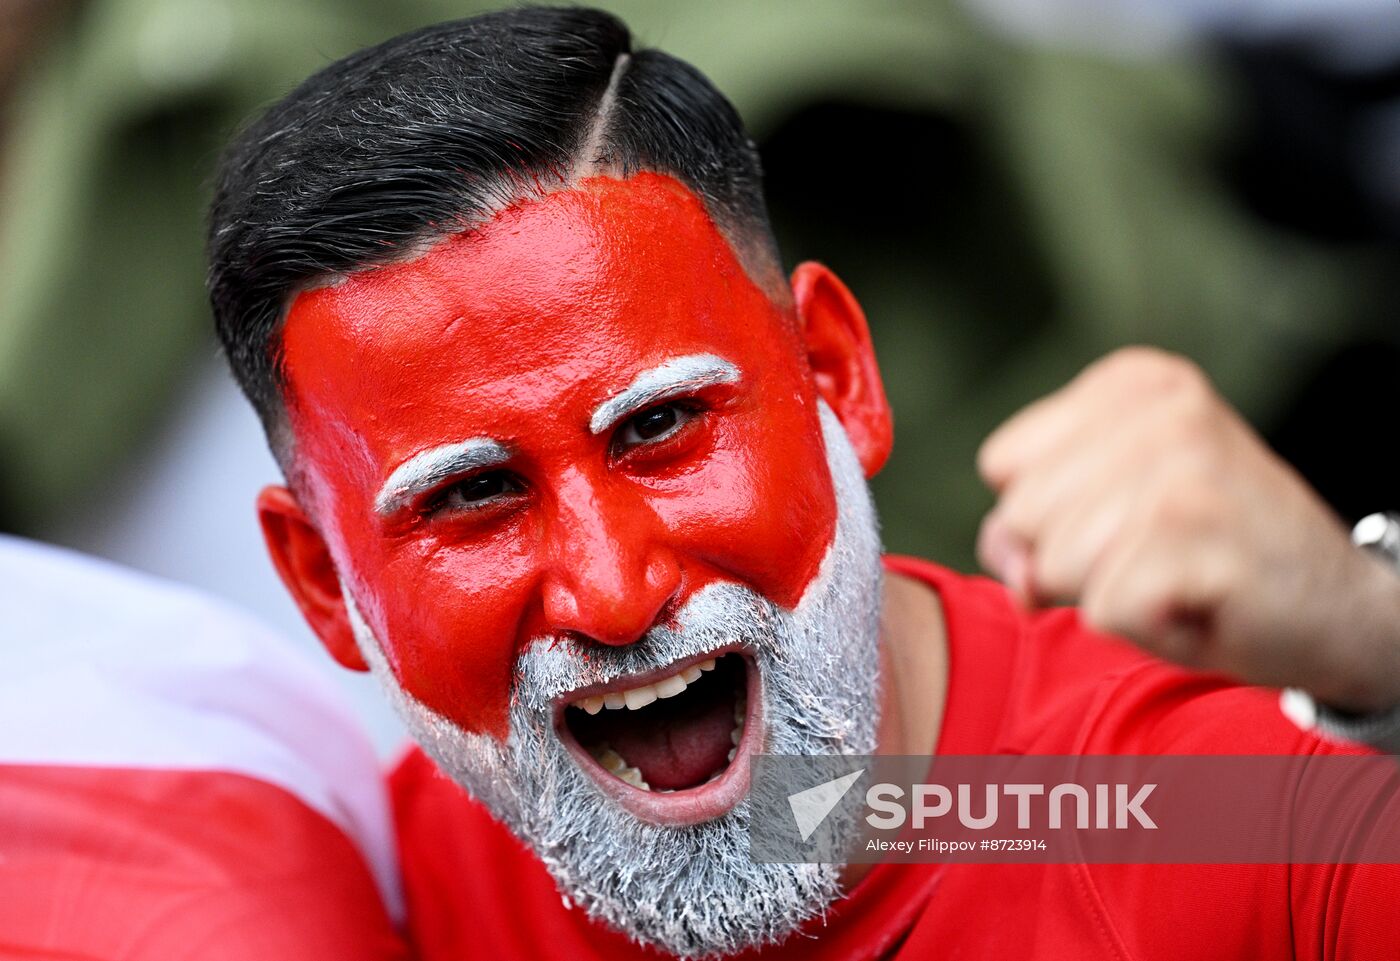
[207, 6, 781, 461]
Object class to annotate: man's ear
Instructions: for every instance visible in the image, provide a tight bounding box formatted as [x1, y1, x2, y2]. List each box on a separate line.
[790, 261, 893, 477]
[257, 485, 368, 672]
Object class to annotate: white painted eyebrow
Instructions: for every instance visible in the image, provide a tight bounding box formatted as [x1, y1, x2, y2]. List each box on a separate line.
[374, 438, 511, 516]
[588, 354, 741, 436]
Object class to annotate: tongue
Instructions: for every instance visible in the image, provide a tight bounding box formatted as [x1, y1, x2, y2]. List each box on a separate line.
[600, 686, 737, 791]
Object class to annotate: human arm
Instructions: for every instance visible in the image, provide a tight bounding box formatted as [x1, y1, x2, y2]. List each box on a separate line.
[976, 346, 1400, 719]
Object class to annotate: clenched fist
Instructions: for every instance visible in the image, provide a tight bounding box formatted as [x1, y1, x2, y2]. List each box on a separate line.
[977, 347, 1400, 714]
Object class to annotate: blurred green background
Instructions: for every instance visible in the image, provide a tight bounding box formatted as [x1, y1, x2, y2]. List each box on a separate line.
[1, 0, 1396, 575]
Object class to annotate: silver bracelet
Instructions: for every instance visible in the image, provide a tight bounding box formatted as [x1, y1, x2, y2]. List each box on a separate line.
[1353, 511, 1400, 568]
[1281, 512, 1400, 753]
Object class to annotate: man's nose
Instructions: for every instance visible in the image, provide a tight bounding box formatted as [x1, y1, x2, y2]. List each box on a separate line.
[539, 475, 682, 647]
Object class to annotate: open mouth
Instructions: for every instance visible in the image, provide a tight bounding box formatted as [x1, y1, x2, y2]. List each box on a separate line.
[556, 651, 760, 824]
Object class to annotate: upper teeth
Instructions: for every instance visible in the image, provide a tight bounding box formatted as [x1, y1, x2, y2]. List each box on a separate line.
[588, 691, 747, 794]
[574, 657, 717, 715]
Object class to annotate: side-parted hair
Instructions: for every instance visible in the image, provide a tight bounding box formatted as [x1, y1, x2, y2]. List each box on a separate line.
[207, 6, 782, 463]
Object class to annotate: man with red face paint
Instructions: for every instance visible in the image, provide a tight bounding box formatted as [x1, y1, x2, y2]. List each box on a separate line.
[200, 7, 1400, 960]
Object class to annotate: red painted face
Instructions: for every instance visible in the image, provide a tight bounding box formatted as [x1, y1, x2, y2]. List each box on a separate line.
[280, 173, 837, 740]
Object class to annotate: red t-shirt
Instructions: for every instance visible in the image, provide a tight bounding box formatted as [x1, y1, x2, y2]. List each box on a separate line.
[391, 557, 1400, 960]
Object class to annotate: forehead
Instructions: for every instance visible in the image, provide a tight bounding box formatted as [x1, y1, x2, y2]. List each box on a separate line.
[279, 173, 794, 470]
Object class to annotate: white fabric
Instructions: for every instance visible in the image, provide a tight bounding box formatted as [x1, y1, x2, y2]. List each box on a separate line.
[0, 534, 402, 921]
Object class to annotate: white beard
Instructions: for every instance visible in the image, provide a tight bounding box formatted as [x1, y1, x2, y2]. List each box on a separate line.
[345, 402, 885, 958]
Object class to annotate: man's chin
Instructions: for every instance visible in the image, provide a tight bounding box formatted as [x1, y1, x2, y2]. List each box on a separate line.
[347, 587, 872, 959]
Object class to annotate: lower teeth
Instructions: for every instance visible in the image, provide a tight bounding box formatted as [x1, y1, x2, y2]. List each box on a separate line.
[587, 693, 747, 793]
[618, 766, 650, 791]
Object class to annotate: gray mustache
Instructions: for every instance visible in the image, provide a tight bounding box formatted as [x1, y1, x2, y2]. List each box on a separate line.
[514, 581, 783, 710]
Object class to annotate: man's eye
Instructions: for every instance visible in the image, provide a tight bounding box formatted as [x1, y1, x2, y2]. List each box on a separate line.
[617, 403, 694, 449]
[435, 471, 522, 512]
